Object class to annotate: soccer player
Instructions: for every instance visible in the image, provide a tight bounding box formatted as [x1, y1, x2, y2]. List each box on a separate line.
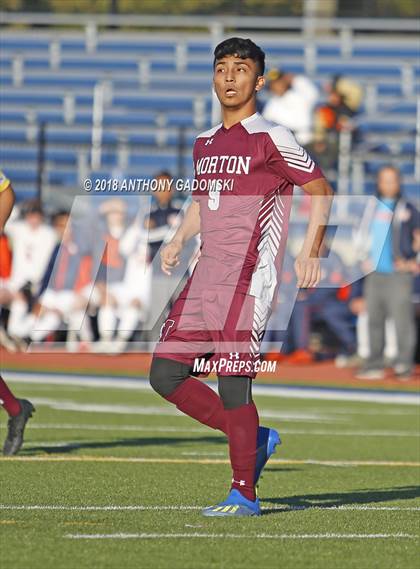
[0, 170, 35, 455]
[149, 38, 333, 516]
[5, 200, 57, 344]
[29, 211, 93, 351]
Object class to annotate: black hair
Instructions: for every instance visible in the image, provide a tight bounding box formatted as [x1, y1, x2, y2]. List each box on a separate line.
[52, 209, 70, 223]
[214, 37, 265, 76]
[155, 170, 172, 179]
[377, 164, 401, 178]
[21, 199, 43, 217]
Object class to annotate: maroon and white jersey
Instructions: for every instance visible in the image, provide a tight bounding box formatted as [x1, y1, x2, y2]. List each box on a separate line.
[191, 112, 324, 298]
[155, 113, 325, 374]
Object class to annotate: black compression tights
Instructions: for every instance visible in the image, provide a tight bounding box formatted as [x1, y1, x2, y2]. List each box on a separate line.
[149, 357, 252, 410]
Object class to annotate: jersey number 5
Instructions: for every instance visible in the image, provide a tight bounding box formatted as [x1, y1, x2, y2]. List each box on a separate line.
[208, 180, 222, 211]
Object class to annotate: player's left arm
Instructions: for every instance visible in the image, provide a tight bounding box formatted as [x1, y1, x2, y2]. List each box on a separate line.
[266, 126, 333, 288]
[0, 172, 15, 232]
[297, 177, 334, 288]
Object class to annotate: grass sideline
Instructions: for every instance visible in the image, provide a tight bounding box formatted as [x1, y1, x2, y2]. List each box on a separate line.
[0, 376, 419, 569]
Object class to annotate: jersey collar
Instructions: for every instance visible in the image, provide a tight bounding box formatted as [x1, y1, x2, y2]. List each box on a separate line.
[220, 112, 259, 133]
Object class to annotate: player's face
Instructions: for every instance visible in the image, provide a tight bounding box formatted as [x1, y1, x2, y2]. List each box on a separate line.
[54, 214, 70, 240]
[106, 210, 125, 227]
[269, 77, 288, 96]
[213, 55, 264, 109]
[155, 175, 173, 205]
[25, 211, 43, 229]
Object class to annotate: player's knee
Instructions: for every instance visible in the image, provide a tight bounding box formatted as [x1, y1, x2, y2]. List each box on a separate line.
[218, 376, 252, 410]
[149, 357, 191, 398]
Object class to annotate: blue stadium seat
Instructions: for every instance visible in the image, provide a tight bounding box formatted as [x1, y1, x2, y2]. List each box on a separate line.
[48, 170, 78, 186]
[365, 161, 415, 176]
[369, 141, 416, 155]
[359, 121, 415, 134]
[317, 63, 402, 77]
[379, 102, 417, 114]
[98, 41, 174, 54]
[317, 46, 341, 57]
[353, 46, 420, 58]
[0, 31, 417, 201]
[1, 129, 28, 143]
[4, 168, 37, 184]
[0, 92, 63, 106]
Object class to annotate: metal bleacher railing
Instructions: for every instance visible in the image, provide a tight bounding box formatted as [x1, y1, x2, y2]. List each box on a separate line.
[0, 12, 419, 208]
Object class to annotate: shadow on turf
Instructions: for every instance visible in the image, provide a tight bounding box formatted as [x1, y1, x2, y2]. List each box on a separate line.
[261, 486, 420, 514]
[22, 435, 230, 454]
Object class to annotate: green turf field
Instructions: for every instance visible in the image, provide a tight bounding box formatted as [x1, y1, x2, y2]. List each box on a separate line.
[1, 377, 419, 569]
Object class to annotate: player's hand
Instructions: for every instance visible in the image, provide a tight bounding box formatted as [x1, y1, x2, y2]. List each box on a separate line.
[161, 240, 182, 275]
[294, 254, 321, 288]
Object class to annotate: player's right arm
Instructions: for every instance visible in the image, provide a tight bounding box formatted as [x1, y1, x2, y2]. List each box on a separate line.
[0, 171, 15, 232]
[160, 199, 200, 275]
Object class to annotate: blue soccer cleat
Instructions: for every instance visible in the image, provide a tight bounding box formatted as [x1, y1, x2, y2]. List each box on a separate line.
[254, 426, 281, 485]
[202, 489, 261, 517]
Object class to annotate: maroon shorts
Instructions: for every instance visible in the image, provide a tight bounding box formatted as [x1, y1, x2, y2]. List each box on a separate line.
[154, 277, 271, 378]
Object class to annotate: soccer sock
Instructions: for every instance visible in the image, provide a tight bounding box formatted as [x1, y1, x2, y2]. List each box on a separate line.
[117, 307, 139, 341]
[225, 402, 259, 502]
[7, 299, 28, 338]
[97, 306, 116, 341]
[68, 310, 93, 342]
[0, 376, 21, 417]
[165, 377, 227, 434]
[30, 312, 61, 342]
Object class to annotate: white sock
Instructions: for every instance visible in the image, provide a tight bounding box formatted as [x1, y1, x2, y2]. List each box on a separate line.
[7, 299, 29, 338]
[31, 312, 61, 342]
[98, 306, 116, 341]
[117, 307, 139, 341]
[357, 313, 369, 359]
[69, 310, 93, 342]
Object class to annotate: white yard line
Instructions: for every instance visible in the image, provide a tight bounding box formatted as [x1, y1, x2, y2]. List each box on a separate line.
[23, 423, 420, 438]
[0, 456, 419, 466]
[308, 407, 420, 417]
[1, 504, 419, 512]
[3, 372, 152, 391]
[4, 371, 419, 405]
[64, 532, 418, 540]
[15, 398, 344, 423]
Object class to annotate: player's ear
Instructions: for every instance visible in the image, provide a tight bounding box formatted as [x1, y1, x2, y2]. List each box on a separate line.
[255, 75, 265, 92]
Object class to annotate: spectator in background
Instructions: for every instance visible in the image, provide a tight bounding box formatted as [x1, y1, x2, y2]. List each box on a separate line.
[263, 244, 357, 365]
[143, 171, 185, 338]
[318, 75, 362, 131]
[262, 68, 319, 145]
[309, 75, 363, 172]
[282, 244, 357, 365]
[93, 198, 149, 353]
[28, 211, 93, 350]
[348, 276, 398, 365]
[356, 166, 419, 380]
[4, 200, 56, 347]
[92, 198, 128, 351]
[115, 212, 152, 353]
[145, 171, 184, 262]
